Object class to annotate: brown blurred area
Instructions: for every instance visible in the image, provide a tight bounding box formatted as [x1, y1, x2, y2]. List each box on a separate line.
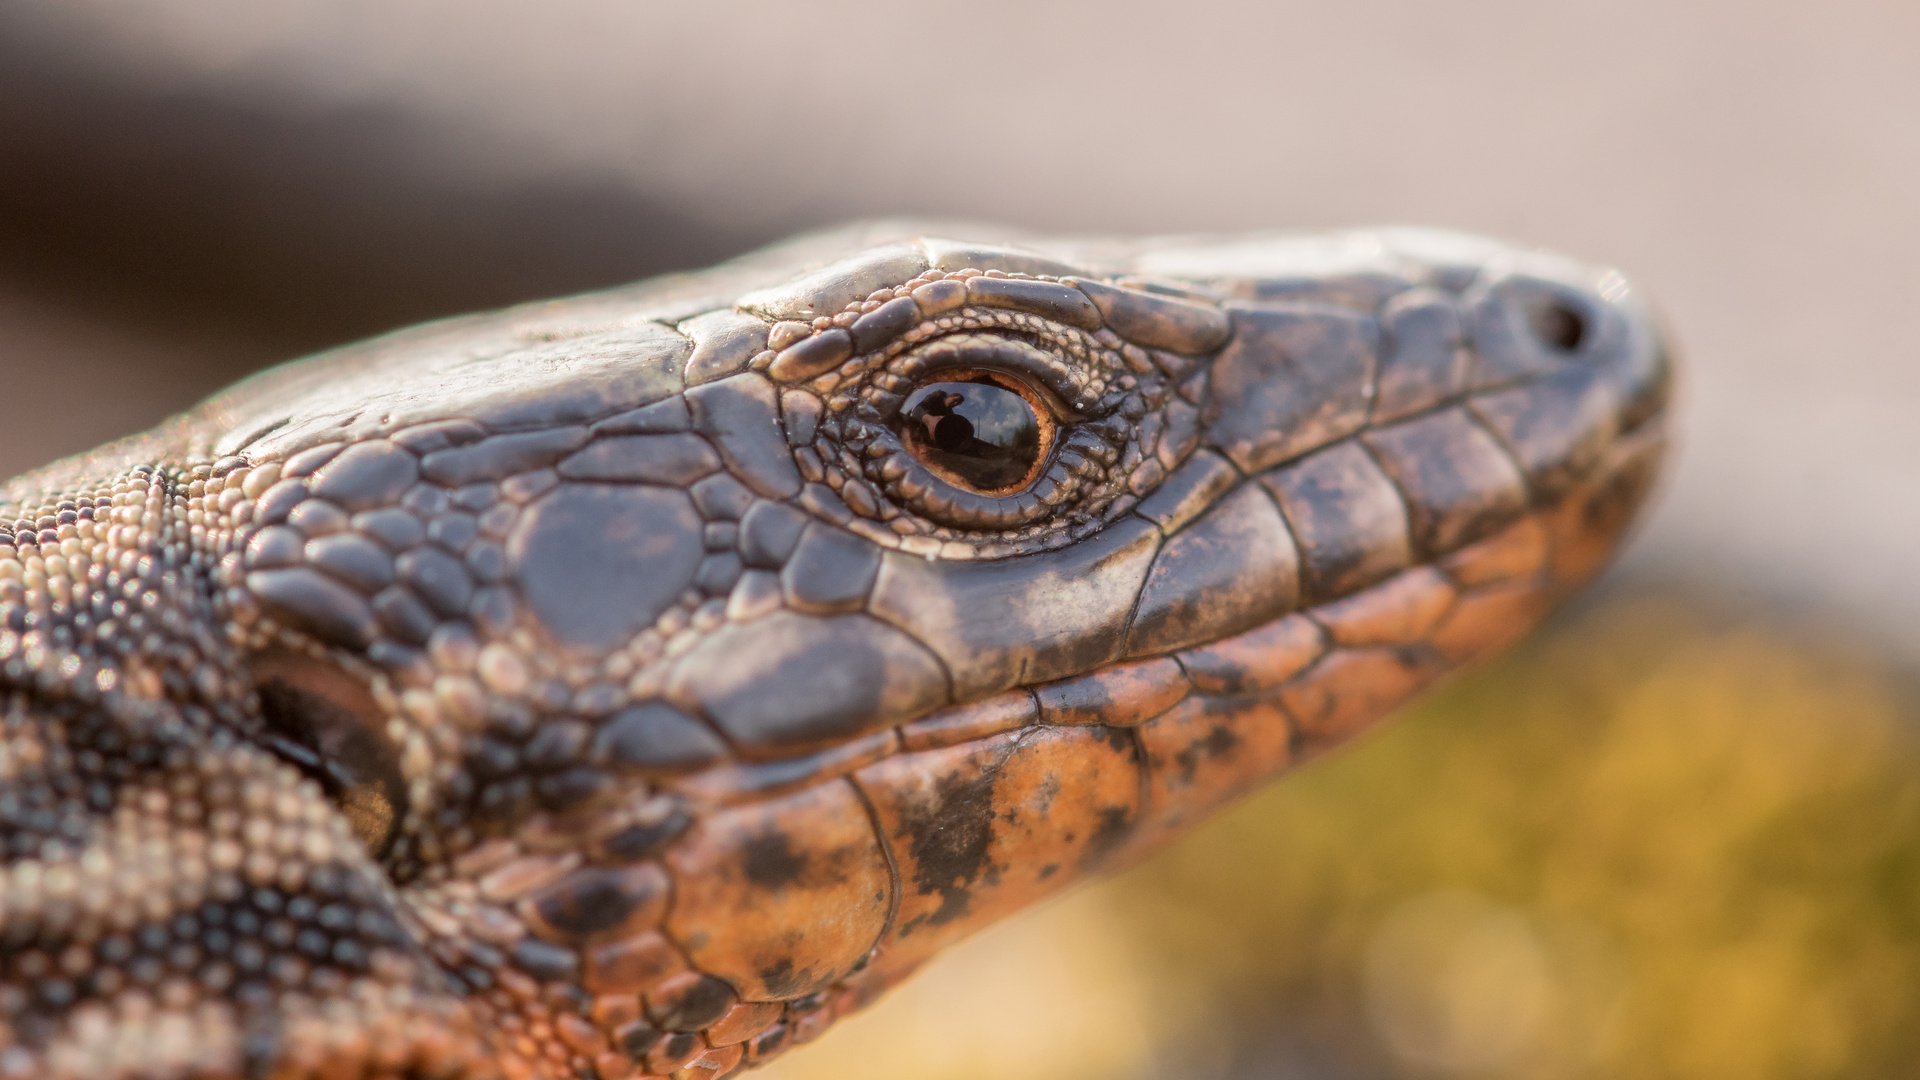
[1, 2, 1917, 1077]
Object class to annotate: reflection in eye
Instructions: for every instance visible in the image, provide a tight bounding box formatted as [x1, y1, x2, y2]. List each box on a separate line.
[899, 372, 1052, 493]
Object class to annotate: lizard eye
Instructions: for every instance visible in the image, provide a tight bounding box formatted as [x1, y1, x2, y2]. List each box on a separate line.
[895, 369, 1056, 495]
[253, 652, 408, 858]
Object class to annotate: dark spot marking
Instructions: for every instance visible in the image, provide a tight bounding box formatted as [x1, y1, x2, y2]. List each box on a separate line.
[1174, 724, 1242, 784]
[653, 974, 737, 1031]
[896, 762, 1004, 929]
[1080, 805, 1136, 870]
[1094, 724, 1133, 755]
[758, 958, 801, 999]
[752, 1024, 791, 1058]
[1392, 645, 1436, 670]
[743, 830, 809, 890]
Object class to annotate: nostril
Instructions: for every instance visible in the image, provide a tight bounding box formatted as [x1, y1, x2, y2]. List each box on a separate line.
[1527, 299, 1587, 352]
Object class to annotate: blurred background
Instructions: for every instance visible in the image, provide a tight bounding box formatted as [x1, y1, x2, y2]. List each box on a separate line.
[1, 2, 1916, 1076]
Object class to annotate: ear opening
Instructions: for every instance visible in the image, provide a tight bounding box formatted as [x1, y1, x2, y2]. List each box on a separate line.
[253, 650, 408, 859]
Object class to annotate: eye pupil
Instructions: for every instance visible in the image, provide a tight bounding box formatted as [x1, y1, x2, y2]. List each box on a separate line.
[900, 376, 1048, 493]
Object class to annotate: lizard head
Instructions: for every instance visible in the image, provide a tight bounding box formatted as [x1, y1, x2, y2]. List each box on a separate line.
[0, 225, 1669, 1079]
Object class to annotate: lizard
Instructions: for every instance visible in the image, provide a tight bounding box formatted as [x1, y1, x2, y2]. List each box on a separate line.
[0, 222, 1670, 1080]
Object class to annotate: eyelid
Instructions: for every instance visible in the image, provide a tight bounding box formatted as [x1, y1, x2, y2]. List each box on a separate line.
[894, 334, 1095, 422]
[913, 367, 1059, 429]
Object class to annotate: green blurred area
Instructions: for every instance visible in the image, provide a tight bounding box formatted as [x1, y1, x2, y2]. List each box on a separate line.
[765, 595, 1920, 1080]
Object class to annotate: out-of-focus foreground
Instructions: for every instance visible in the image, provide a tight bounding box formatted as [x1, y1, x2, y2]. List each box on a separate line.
[1, 2, 1916, 1077]
[766, 595, 1920, 1079]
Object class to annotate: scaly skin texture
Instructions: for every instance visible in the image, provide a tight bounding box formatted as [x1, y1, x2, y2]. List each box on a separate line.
[0, 224, 1669, 1080]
